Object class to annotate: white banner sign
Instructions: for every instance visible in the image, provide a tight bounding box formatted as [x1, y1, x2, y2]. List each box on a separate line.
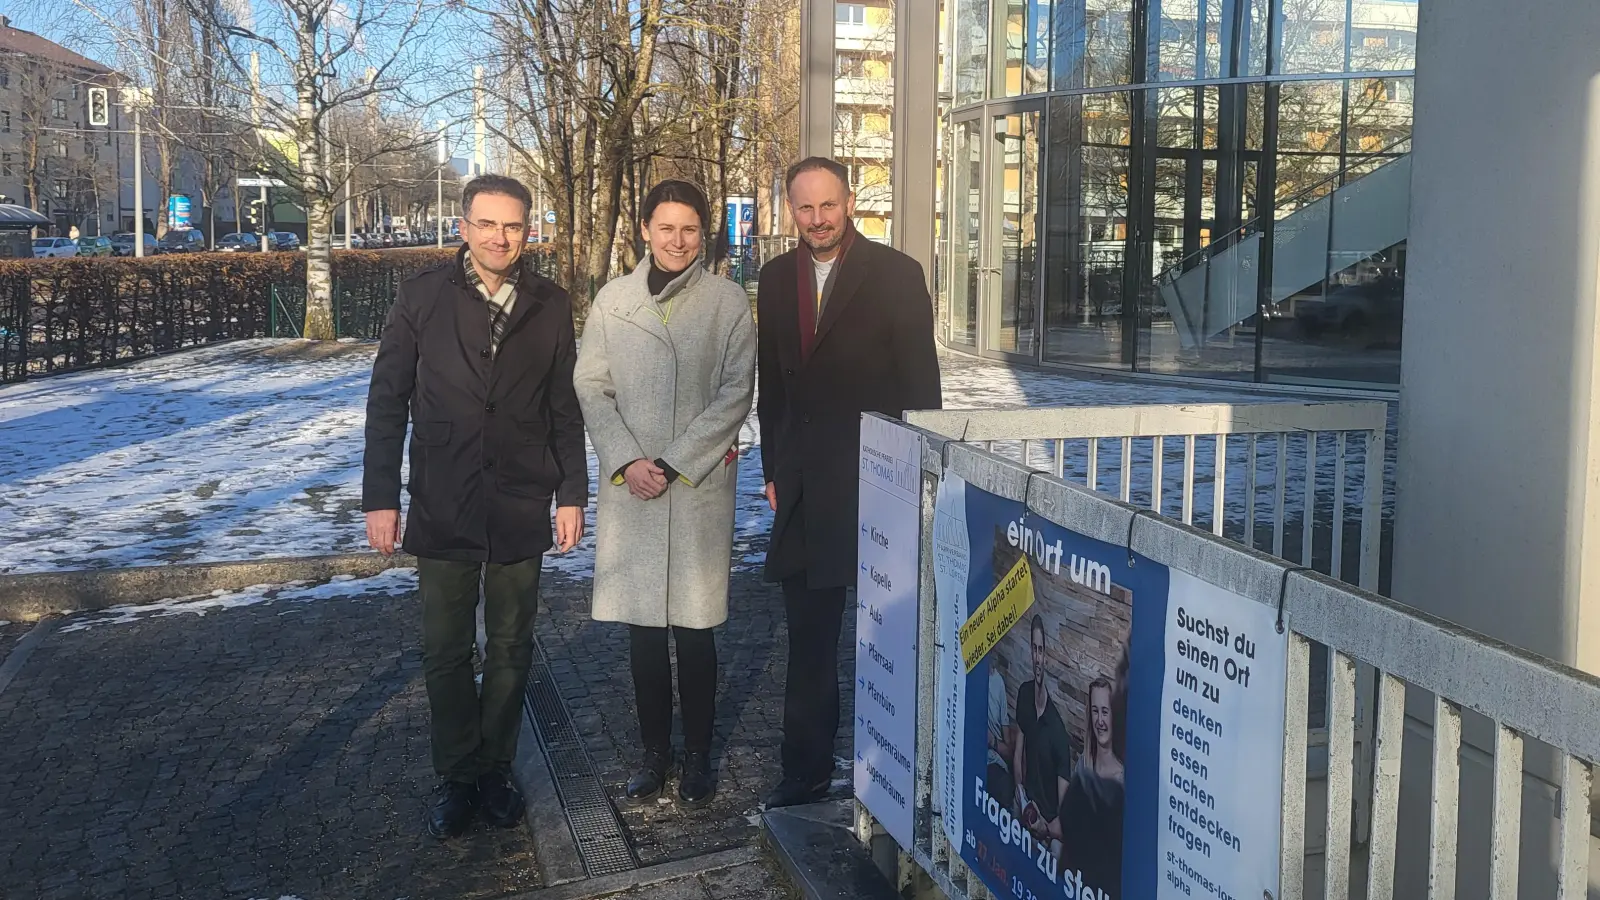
[932, 471, 971, 851]
[1156, 569, 1287, 899]
[854, 415, 922, 849]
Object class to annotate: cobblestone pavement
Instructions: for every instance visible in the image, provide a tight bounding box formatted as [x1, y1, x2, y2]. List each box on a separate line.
[0, 562, 845, 898]
[534, 566, 855, 870]
[587, 858, 794, 900]
[0, 581, 542, 900]
[0, 619, 34, 667]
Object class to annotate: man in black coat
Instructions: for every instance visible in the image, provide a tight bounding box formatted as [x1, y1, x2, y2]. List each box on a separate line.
[757, 157, 942, 808]
[363, 174, 587, 839]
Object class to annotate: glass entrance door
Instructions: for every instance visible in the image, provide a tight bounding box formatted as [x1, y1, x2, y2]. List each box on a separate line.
[946, 118, 982, 348]
[985, 110, 1043, 358]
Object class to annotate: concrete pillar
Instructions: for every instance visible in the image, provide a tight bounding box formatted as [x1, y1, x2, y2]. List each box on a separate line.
[1393, 1, 1600, 896]
[1396, 0, 1600, 687]
[891, 0, 938, 290]
[798, 0, 835, 161]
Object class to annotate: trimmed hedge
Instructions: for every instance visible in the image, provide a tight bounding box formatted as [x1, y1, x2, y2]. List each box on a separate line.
[0, 248, 551, 383]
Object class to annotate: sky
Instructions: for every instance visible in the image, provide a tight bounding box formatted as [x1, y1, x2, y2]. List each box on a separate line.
[0, 0, 488, 159]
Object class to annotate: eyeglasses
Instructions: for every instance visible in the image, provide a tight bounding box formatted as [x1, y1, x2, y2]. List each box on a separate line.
[467, 219, 528, 239]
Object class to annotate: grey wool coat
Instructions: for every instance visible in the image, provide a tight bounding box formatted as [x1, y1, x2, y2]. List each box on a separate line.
[573, 258, 756, 629]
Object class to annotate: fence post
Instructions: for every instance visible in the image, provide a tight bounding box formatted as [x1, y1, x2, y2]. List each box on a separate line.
[17, 281, 29, 380]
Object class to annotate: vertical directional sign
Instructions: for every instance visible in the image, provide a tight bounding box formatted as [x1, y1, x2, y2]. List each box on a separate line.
[854, 414, 922, 848]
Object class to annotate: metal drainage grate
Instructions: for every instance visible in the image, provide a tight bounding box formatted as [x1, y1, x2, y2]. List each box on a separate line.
[524, 636, 639, 877]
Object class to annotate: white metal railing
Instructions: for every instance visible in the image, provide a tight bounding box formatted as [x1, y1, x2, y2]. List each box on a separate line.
[908, 402, 1391, 843]
[870, 408, 1600, 900]
[907, 402, 1390, 591]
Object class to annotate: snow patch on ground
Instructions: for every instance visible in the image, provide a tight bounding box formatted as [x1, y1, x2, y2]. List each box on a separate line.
[57, 567, 418, 633]
[1, 339, 1378, 580]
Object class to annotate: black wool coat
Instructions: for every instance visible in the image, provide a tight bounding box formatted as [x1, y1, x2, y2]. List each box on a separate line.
[363, 248, 589, 564]
[756, 237, 942, 589]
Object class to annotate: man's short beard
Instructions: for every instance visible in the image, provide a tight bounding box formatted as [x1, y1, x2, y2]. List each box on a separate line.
[802, 229, 844, 254]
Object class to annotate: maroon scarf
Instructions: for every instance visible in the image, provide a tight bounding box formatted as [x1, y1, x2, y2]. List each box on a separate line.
[795, 221, 858, 363]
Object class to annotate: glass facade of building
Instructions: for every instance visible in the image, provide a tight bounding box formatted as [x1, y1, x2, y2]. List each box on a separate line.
[939, 0, 1416, 388]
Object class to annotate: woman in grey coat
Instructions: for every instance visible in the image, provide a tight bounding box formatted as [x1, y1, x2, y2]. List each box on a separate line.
[573, 180, 756, 807]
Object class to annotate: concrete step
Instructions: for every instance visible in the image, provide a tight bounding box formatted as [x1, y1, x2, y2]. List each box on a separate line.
[761, 800, 898, 900]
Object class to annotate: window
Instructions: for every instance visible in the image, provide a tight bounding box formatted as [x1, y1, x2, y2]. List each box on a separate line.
[57, 137, 69, 158]
[53, 98, 67, 118]
[836, 54, 865, 78]
[836, 110, 864, 133]
[0, 68, 9, 89]
[0, 153, 11, 178]
[53, 181, 67, 200]
[835, 3, 866, 24]
[72, 84, 80, 100]
[1, 111, 9, 133]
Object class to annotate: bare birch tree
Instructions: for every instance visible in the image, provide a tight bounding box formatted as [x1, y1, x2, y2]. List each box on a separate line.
[170, 0, 452, 338]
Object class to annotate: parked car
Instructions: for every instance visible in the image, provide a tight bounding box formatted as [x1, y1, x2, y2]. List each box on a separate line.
[346, 233, 367, 249]
[392, 230, 413, 245]
[217, 232, 265, 252]
[1294, 277, 1404, 345]
[32, 237, 79, 258]
[379, 232, 396, 248]
[272, 231, 302, 251]
[76, 235, 114, 257]
[156, 229, 207, 254]
[109, 232, 157, 256]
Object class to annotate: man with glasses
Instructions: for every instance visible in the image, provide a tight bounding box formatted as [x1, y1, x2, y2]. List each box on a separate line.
[363, 174, 587, 839]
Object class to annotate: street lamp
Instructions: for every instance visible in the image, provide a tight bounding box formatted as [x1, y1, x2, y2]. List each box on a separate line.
[437, 120, 446, 249]
[120, 87, 152, 257]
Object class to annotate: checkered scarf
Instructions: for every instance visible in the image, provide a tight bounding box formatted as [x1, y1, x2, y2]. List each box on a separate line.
[463, 255, 521, 356]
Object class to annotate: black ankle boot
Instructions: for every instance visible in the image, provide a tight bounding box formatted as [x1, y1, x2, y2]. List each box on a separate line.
[625, 747, 674, 803]
[426, 780, 479, 839]
[677, 749, 715, 808]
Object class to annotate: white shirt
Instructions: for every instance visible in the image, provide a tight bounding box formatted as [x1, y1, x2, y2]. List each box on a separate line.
[812, 256, 836, 311]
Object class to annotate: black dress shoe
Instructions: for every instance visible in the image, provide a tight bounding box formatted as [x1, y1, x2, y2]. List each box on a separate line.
[478, 770, 525, 828]
[427, 780, 479, 839]
[763, 774, 832, 810]
[625, 748, 674, 803]
[677, 750, 715, 808]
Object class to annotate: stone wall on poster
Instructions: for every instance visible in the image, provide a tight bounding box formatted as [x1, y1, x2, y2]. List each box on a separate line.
[989, 536, 1133, 743]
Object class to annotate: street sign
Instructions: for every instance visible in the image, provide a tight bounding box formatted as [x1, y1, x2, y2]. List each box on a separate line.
[544, 210, 557, 224]
[168, 195, 192, 229]
[87, 87, 109, 127]
[237, 176, 288, 188]
[725, 196, 756, 247]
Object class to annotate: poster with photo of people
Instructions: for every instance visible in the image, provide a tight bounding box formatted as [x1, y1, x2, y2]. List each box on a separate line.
[935, 474, 1288, 900]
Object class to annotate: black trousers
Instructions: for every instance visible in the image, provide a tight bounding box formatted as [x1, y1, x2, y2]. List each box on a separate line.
[630, 624, 718, 754]
[418, 557, 541, 784]
[780, 579, 849, 783]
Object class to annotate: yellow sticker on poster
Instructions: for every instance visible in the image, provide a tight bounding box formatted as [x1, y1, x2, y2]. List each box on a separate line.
[958, 554, 1035, 673]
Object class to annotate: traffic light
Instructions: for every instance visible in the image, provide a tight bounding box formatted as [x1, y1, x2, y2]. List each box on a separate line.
[87, 87, 109, 127]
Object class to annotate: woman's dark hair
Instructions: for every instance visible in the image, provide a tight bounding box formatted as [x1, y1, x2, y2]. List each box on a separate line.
[642, 180, 711, 231]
